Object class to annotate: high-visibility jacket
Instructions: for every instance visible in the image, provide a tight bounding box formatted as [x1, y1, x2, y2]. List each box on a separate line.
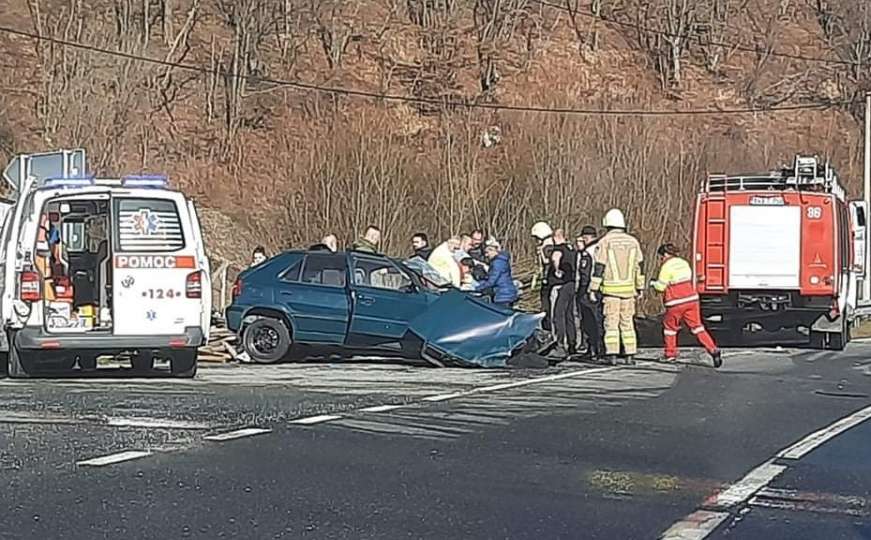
[652, 256, 698, 307]
[590, 230, 645, 298]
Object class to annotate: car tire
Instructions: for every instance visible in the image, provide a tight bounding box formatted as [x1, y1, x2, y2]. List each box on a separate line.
[243, 318, 291, 364]
[131, 354, 155, 373]
[170, 349, 198, 378]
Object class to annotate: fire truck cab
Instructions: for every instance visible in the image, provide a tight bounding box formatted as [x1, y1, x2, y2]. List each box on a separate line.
[694, 155, 866, 350]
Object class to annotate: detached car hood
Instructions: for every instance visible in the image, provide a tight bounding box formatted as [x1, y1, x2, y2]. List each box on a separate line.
[407, 291, 546, 368]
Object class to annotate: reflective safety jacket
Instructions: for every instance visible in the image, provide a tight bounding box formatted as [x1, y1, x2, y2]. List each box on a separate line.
[652, 256, 698, 307]
[590, 230, 645, 298]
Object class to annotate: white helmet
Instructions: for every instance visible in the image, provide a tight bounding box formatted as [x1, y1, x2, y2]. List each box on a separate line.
[602, 208, 626, 229]
[531, 221, 553, 240]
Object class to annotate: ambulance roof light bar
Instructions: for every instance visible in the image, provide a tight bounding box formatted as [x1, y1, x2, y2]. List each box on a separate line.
[42, 175, 96, 189]
[121, 174, 168, 188]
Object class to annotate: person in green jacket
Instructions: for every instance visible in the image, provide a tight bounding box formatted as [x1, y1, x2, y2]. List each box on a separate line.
[352, 226, 381, 253]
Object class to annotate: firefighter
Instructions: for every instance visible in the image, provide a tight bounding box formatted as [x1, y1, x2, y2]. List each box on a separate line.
[590, 209, 644, 365]
[531, 221, 555, 330]
[650, 243, 723, 368]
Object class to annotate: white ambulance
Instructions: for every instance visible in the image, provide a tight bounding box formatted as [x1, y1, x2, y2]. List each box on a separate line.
[0, 150, 211, 377]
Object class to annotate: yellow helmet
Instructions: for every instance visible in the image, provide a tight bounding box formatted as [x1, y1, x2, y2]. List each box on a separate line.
[602, 208, 626, 229]
[531, 221, 553, 240]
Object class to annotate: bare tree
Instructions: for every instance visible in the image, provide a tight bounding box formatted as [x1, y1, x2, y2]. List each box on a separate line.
[695, 0, 746, 74]
[310, 0, 362, 70]
[629, 0, 698, 89]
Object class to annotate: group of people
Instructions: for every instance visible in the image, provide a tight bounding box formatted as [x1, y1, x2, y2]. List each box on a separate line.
[249, 212, 723, 367]
[409, 230, 520, 307]
[532, 208, 722, 367]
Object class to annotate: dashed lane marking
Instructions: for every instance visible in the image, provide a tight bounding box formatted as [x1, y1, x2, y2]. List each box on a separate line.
[204, 428, 273, 442]
[660, 510, 730, 540]
[358, 405, 405, 413]
[77, 450, 152, 467]
[704, 462, 786, 509]
[106, 417, 211, 430]
[291, 414, 343, 425]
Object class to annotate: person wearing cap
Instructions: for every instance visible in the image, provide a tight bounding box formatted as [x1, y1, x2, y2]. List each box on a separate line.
[575, 225, 604, 359]
[474, 239, 518, 307]
[651, 243, 722, 368]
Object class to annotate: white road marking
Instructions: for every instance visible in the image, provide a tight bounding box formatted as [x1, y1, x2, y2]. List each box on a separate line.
[422, 392, 465, 402]
[419, 367, 618, 403]
[659, 510, 730, 540]
[291, 414, 343, 425]
[660, 403, 871, 539]
[778, 404, 871, 460]
[106, 417, 210, 430]
[358, 404, 405, 413]
[77, 450, 152, 467]
[706, 462, 786, 508]
[204, 427, 272, 442]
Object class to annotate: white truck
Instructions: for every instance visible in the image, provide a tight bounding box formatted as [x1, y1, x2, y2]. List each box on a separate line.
[0, 150, 211, 377]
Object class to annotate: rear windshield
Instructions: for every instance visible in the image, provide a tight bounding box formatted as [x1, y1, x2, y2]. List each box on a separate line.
[114, 198, 185, 252]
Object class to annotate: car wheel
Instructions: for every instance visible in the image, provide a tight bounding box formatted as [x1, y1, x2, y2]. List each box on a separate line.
[169, 349, 198, 378]
[243, 318, 291, 364]
[131, 354, 155, 373]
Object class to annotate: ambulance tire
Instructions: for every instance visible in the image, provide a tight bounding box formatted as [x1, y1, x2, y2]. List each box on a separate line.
[243, 318, 291, 364]
[7, 345, 30, 378]
[131, 354, 155, 373]
[170, 349, 198, 378]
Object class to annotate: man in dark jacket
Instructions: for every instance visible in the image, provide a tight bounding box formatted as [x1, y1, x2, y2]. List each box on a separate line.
[411, 232, 433, 260]
[575, 225, 604, 359]
[474, 240, 518, 307]
[468, 229, 487, 264]
[547, 229, 577, 358]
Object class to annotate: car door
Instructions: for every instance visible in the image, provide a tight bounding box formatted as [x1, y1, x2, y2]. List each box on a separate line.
[348, 254, 430, 344]
[277, 253, 349, 344]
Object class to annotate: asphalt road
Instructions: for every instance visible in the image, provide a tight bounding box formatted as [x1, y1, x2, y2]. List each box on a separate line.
[0, 345, 869, 539]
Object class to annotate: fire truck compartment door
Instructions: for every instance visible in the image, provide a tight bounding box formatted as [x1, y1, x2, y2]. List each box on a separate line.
[729, 205, 801, 289]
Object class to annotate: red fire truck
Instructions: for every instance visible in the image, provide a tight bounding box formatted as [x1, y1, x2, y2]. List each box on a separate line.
[693, 155, 867, 350]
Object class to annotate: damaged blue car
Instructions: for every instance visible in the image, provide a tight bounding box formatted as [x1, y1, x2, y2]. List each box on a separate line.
[226, 250, 551, 368]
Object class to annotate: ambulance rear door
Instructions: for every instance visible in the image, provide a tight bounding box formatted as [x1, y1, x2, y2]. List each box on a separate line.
[112, 194, 204, 337]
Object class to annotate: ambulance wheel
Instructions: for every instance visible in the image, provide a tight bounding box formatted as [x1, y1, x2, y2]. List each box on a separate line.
[78, 354, 98, 372]
[169, 349, 197, 378]
[243, 318, 291, 364]
[131, 354, 155, 373]
[8, 346, 30, 378]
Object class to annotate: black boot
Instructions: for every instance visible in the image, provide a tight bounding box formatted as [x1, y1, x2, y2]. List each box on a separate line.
[711, 350, 723, 369]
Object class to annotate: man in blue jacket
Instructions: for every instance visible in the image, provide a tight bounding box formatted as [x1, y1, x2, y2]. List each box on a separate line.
[475, 239, 519, 307]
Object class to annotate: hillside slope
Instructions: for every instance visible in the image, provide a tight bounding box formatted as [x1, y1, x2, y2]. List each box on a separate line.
[1, 0, 868, 271]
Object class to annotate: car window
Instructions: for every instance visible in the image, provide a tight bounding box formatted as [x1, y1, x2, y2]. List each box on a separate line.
[301, 254, 347, 287]
[281, 259, 302, 282]
[352, 255, 413, 292]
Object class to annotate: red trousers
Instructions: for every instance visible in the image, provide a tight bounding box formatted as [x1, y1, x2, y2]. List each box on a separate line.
[663, 301, 718, 357]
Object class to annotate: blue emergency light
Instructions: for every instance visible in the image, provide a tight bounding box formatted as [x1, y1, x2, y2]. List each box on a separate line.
[121, 174, 168, 188]
[42, 175, 96, 189]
